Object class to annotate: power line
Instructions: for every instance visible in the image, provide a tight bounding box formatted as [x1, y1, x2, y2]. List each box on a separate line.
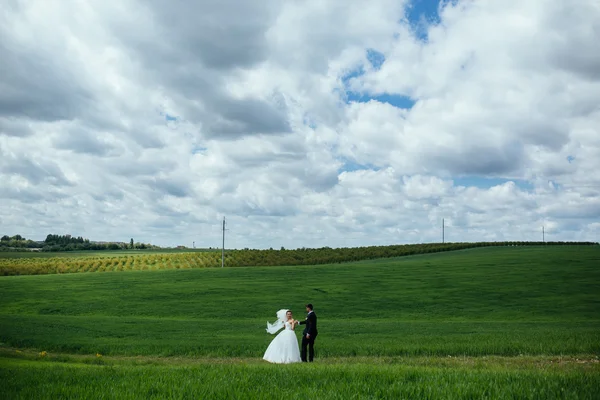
[542, 226, 545, 243]
[222, 217, 227, 268]
[442, 218, 445, 243]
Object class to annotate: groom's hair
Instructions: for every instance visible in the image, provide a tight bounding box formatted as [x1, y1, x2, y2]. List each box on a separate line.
[305, 303, 313, 310]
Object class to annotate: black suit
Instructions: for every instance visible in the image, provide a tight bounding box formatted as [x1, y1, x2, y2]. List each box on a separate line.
[299, 310, 318, 362]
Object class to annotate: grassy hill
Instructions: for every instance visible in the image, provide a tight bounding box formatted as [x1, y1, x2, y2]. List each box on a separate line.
[1, 246, 598, 356]
[1, 245, 598, 398]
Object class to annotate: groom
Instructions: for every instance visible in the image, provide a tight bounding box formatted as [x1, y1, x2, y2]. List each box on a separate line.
[298, 303, 318, 362]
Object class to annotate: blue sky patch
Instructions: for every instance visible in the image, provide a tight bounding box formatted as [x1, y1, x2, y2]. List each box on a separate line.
[453, 176, 534, 191]
[346, 92, 416, 109]
[341, 64, 415, 109]
[341, 66, 365, 84]
[303, 113, 317, 129]
[191, 146, 207, 154]
[405, 0, 443, 41]
[338, 158, 381, 174]
[165, 114, 177, 122]
[366, 49, 386, 70]
[336, 2, 447, 109]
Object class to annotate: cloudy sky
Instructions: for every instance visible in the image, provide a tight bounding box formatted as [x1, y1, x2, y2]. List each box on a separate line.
[1, 0, 599, 249]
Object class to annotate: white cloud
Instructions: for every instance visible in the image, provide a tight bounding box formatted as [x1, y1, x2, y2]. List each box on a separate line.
[0, 0, 598, 248]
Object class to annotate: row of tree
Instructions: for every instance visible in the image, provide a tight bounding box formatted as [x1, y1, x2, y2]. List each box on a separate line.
[226, 241, 599, 267]
[0, 235, 40, 249]
[0, 234, 158, 252]
[2, 233, 598, 256]
[1, 240, 598, 276]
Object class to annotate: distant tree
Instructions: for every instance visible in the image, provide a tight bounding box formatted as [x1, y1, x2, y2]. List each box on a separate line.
[1, 235, 9, 242]
[130, 238, 134, 249]
[45, 234, 57, 244]
[12, 234, 23, 241]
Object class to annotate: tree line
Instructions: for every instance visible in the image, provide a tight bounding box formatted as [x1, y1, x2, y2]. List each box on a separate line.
[1, 233, 597, 256]
[227, 241, 599, 267]
[0, 234, 158, 252]
[1, 240, 597, 276]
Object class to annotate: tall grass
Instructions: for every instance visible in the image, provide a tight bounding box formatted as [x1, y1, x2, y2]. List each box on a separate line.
[1, 357, 598, 399]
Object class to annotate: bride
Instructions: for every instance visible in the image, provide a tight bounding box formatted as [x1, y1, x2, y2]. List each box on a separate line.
[263, 309, 301, 364]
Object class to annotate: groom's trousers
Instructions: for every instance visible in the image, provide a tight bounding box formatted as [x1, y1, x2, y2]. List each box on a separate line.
[301, 335, 316, 362]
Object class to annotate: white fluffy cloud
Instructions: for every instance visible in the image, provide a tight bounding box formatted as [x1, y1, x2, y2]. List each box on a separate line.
[0, 0, 598, 248]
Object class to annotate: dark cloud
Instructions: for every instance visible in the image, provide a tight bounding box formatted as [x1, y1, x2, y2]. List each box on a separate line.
[0, 186, 68, 203]
[146, 212, 207, 230]
[136, 0, 278, 70]
[554, 220, 587, 232]
[0, 117, 33, 137]
[109, 159, 176, 177]
[516, 121, 570, 151]
[133, 133, 166, 149]
[2, 156, 73, 187]
[214, 193, 299, 217]
[142, 178, 191, 198]
[151, 204, 189, 218]
[107, 0, 290, 138]
[299, 166, 340, 192]
[431, 140, 525, 176]
[90, 188, 125, 202]
[208, 97, 291, 137]
[0, 41, 93, 123]
[227, 147, 305, 169]
[149, 203, 209, 224]
[546, 3, 600, 81]
[147, 218, 178, 229]
[0, 186, 43, 203]
[55, 131, 116, 156]
[548, 202, 600, 219]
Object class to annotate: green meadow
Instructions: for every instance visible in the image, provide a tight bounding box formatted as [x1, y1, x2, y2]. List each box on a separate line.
[1, 246, 599, 398]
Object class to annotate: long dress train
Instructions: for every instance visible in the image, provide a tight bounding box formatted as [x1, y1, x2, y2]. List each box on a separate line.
[263, 321, 301, 364]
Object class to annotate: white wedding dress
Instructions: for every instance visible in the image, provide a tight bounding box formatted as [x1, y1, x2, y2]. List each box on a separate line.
[263, 320, 301, 364]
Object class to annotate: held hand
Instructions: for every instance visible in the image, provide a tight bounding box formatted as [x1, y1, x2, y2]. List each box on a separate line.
[306, 334, 310, 339]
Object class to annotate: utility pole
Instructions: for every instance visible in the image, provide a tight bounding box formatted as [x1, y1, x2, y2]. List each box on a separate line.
[442, 218, 445, 243]
[542, 226, 545, 243]
[193, 241, 195, 249]
[222, 217, 226, 268]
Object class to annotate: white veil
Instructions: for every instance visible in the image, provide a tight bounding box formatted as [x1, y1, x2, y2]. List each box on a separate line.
[266, 309, 288, 334]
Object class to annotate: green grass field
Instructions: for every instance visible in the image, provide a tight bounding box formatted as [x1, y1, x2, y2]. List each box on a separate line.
[1, 246, 599, 398]
[1, 354, 598, 399]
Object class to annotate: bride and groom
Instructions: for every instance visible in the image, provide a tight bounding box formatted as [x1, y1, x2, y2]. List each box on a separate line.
[263, 303, 318, 364]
